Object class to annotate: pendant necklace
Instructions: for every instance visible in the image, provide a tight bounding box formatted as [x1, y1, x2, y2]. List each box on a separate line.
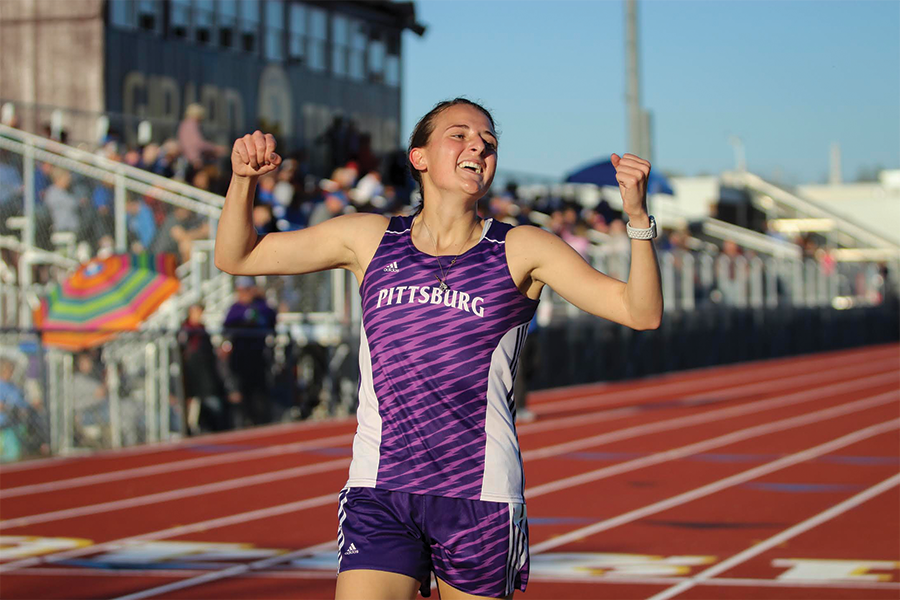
[419, 215, 480, 292]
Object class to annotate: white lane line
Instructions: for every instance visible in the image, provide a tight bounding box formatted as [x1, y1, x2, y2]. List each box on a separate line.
[0, 493, 336, 573]
[3, 346, 892, 481]
[523, 371, 897, 461]
[3, 375, 895, 528]
[527, 346, 897, 406]
[10, 569, 900, 590]
[0, 416, 355, 473]
[1, 393, 894, 575]
[521, 359, 897, 435]
[647, 471, 900, 600]
[531, 349, 895, 414]
[527, 574, 900, 590]
[0, 432, 355, 499]
[529, 418, 900, 555]
[110, 541, 338, 600]
[6, 567, 338, 580]
[0, 458, 349, 529]
[108, 417, 900, 600]
[526, 390, 899, 498]
[3, 358, 893, 500]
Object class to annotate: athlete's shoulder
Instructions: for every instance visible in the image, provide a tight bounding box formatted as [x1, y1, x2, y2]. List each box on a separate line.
[505, 224, 558, 266]
[325, 213, 390, 257]
[505, 223, 555, 245]
[332, 212, 390, 232]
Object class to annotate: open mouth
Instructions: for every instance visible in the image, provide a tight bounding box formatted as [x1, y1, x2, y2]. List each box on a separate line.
[458, 161, 484, 175]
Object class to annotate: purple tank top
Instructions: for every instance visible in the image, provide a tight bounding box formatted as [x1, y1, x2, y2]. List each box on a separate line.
[346, 215, 539, 502]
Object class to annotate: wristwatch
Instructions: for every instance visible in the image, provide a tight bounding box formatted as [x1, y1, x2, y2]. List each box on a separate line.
[626, 215, 657, 240]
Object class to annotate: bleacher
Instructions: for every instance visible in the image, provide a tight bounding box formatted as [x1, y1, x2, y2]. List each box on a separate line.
[1, 122, 898, 463]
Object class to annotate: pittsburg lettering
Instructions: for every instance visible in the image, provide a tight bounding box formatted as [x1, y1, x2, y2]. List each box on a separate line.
[376, 285, 485, 318]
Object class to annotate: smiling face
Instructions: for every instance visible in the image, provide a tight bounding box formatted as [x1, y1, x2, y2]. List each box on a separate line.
[410, 103, 499, 202]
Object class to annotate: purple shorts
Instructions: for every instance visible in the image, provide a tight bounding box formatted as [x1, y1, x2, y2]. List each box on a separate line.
[337, 487, 529, 598]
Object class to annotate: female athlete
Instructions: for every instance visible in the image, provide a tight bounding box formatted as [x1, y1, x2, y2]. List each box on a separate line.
[215, 98, 663, 600]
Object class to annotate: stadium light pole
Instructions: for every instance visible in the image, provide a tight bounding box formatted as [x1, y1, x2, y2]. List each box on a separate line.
[729, 135, 747, 172]
[625, 0, 644, 158]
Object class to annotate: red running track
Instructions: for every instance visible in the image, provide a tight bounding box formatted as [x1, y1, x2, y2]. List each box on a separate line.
[0, 344, 898, 599]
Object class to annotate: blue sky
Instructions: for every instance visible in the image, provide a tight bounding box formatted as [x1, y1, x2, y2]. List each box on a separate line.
[401, 0, 900, 185]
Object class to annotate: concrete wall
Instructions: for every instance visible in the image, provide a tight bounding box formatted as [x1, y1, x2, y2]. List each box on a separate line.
[0, 0, 105, 141]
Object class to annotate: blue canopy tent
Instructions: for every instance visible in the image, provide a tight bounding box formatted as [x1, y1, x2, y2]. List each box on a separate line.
[565, 159, 675, 196]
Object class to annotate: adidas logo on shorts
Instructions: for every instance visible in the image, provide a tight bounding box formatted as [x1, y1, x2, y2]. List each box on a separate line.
[383, 261, 400, 272]
[344, 543, 359, 555]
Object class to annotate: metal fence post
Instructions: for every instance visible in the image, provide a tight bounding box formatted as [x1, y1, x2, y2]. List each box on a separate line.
[765, 257, 779, 308]
[62, 352, 74, 453]
[108, 359, 122, 448]
[47, 349, 60, 454]
[158, 335, 171, 440]
[114, 172, 127, 253]
[333, 268, 346, 323]
[792, 259, 804, 307]
[749, 256, 764, 309]
[681, 252, 695, 312]
[661, 252, 676, 312]
[716, 255, 731, 305]
[145, 341, 159, 443]
[805, 259, 818, 307]
[817, 260, 829, 306]
[23, 139, 35, 249]
[734, 256, 749, 308]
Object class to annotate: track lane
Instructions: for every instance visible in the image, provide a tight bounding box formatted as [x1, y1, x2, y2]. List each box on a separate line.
[527, 344, 898, 407]
[3, 346, 892, 491]
[536, 429, 900, 572]
[92, 410, 900, 599]
[4, 350, 896, 597]
[3, 368, 893, 531]
[4, 364, 893, 520]
[646, 472, 900, 600]
[0, 419, 358, 487]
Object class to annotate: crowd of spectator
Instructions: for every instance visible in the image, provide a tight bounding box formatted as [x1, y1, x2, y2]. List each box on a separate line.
[1, 103, 739, 277]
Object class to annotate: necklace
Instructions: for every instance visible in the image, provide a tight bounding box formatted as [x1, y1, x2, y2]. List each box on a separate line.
[418, 215, 480, 292]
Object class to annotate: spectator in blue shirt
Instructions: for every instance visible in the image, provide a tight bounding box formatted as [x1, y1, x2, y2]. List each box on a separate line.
[0, 358, 28, 462]
[126, 196, 157, 251]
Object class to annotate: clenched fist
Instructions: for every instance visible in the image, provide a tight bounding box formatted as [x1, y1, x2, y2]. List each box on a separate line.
[232, 130, 282, 178]
[610, 153, 651, 218]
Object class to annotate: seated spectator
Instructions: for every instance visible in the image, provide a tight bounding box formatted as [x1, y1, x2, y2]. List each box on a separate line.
[123, 148, 143, 169]
[77, 184, 115, 254]
[43, 167, 79, 233]
[308, 167, 353, 226]
[253, 204, 276, 235]
[488, 193, 519, 226]
[350, 170, 384, 208]
[256, 173, 277, 206]
[149, 139, 180, 178]
[191, 166, 219, 193]
[72, 353, 108, 447]
[177, 103, 226, 170]
[141, 143, 162, 174]
[0, 151, 23, 206]
[151, 206, 209, 262]
[0, 358, 28, 462]
[126, 196, 157, 252]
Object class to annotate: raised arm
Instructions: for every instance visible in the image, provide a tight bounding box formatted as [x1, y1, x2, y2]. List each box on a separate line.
[214, 131, 387, 279]
[508, 153, 663, 330]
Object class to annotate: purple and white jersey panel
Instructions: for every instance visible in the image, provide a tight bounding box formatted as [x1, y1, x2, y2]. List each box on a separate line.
[346, 215, 539, 502]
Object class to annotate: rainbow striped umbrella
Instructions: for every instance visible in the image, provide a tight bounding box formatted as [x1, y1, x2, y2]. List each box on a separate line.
[34, 253, 180, 351]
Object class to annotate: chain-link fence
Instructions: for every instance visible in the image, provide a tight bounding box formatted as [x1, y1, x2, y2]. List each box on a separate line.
[0, 322, 362, 463]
